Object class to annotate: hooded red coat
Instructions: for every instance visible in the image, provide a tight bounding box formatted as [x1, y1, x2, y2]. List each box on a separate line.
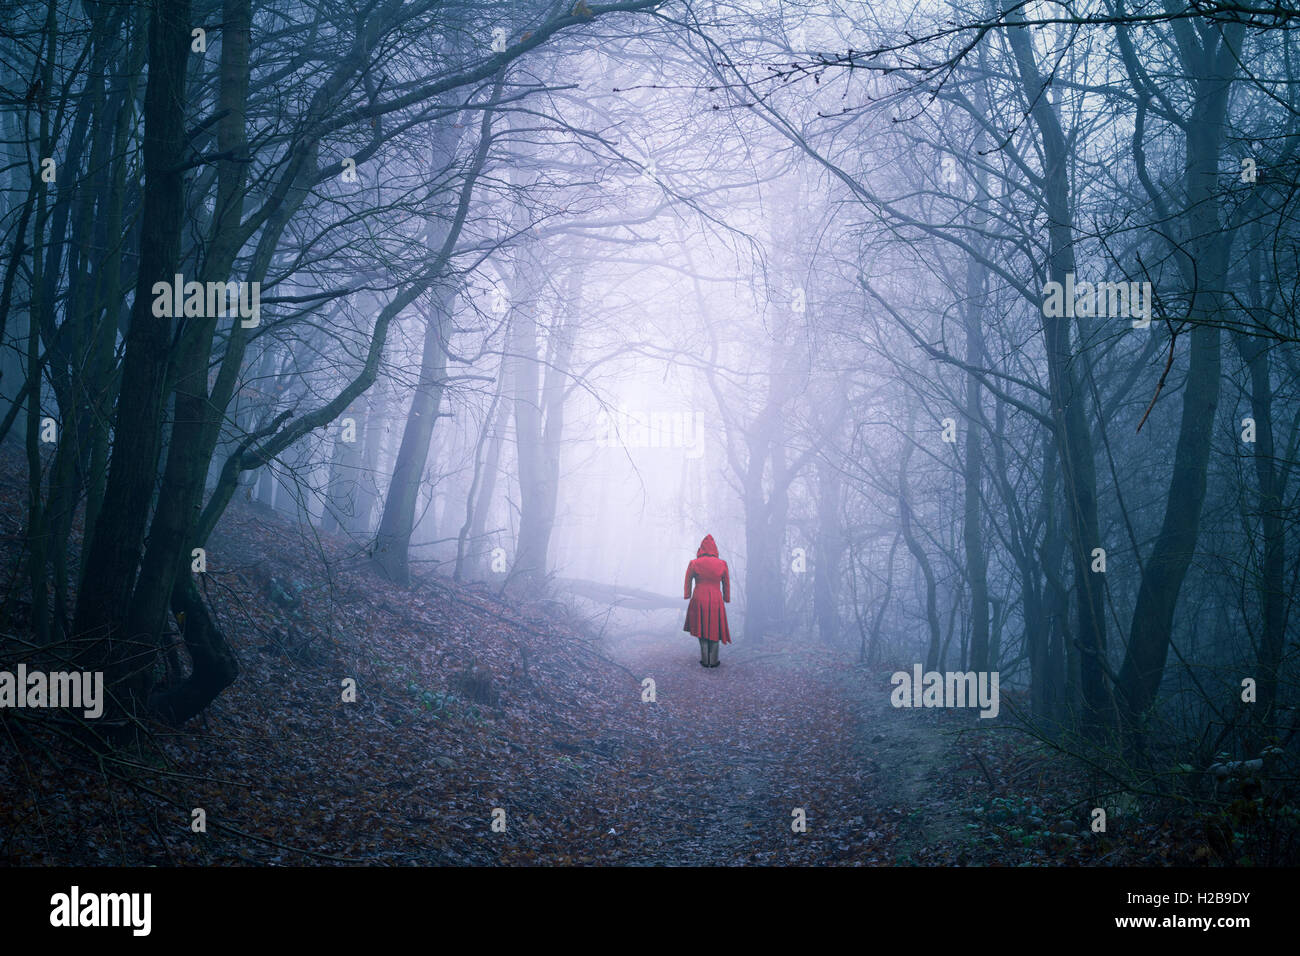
[683, 534, 731, 644]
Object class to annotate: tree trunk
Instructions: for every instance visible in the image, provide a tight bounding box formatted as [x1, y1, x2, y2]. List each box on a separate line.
[1006, 13, 1110, 729]
[813, 458, 843, 645]
[1117, 25, 1241, 741]
[123, 0, 251, 717]
[898, 437, 941, 671]
[72, 0, 193, 716]
[373, 284, 453, 583]
[458, 386, 508, 580]
[962, 254, 990, 672]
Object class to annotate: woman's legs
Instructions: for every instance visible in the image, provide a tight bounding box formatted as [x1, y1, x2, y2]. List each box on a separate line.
[698, 638, 710, 665]
[707, 639, 719, 667]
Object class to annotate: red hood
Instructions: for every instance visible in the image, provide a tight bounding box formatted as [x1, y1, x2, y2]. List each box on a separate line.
[697, 535, 719, 558]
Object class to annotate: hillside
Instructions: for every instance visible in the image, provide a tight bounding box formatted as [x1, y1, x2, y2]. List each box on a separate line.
[0, 444, 1255, 866]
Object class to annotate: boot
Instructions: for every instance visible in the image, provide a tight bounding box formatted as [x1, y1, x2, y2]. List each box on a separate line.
[698, 638, 709, 666]
[707, 640, 719, 667]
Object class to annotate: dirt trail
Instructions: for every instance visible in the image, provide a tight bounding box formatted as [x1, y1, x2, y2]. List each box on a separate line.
[837, 667, 985, 864]
[595, 632, 985, 865]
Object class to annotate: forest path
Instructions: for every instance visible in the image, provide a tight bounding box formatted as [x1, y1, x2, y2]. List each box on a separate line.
[581, 632, 986, 865]
[846, 673, 986, 863]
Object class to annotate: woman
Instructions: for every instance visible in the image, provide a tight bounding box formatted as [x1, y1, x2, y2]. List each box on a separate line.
[683, 534, 731, 667]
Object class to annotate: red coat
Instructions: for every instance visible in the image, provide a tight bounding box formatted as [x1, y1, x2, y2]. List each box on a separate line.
[683, 534, 731, 644]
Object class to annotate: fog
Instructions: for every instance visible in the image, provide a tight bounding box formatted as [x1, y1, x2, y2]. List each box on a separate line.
[3, 0, 1298, 798]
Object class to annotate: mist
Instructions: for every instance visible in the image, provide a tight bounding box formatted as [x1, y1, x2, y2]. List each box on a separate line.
[0, 0, 1297, 880]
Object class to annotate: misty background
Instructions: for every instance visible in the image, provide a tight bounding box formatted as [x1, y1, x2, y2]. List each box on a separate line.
[1, 0, 1297, 774]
